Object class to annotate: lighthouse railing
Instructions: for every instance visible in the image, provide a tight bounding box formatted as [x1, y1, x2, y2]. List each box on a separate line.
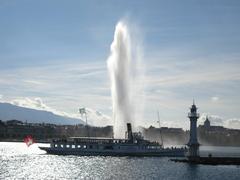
[188, 113, 199, 118]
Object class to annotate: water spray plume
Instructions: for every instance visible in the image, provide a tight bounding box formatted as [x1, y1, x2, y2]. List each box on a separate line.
[107, 21, 142, 138]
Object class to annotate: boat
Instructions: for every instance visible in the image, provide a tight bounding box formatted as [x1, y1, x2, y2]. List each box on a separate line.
[39, 123, 187, 157]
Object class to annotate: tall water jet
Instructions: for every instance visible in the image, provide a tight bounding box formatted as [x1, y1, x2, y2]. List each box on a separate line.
[107, 21, 143, 138]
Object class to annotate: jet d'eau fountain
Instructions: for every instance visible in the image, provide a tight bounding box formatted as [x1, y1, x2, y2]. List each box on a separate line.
[107, 21, 144, 138]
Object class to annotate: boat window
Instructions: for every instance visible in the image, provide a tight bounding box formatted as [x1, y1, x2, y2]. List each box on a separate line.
[61, 144, 64, 148]
[72, 145, 75, 148]
[104, 145, 113, 150]
[66, 145, 70, 148]
[89, 145, 93, 149]
[77, 145, 81, 148]
[83, 145, 87, 149]
[54, 144, 58, 148]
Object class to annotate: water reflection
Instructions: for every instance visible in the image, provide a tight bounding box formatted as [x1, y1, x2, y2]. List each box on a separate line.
[1, 142, 240, 180]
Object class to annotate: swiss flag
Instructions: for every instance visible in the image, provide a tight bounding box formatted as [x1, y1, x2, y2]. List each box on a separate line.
[24, 135, 35, 147]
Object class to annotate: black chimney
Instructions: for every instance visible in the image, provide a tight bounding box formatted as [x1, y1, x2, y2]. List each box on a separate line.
[127, 123, 133, 142]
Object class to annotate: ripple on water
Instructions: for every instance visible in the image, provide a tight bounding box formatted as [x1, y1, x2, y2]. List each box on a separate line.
[1, 142, 240, 180]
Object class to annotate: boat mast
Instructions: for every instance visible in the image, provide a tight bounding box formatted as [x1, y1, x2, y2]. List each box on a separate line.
[157, 111, 164, 148]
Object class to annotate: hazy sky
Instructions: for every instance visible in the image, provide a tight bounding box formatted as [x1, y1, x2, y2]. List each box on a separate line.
[1, 0, 240, 129]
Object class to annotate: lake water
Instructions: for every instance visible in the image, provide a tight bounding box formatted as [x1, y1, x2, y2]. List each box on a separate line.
[0, 142, 240, 179]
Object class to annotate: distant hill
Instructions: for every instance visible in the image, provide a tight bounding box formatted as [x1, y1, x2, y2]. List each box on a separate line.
[0, 102, 84, 125]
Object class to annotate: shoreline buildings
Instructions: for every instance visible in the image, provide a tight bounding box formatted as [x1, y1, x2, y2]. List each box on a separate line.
[1, 106, 240, 146]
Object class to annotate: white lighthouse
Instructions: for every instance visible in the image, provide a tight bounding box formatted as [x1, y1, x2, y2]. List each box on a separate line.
[187, 101, 200, 158]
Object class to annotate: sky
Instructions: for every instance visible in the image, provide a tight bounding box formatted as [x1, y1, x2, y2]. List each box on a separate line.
[0, 0, 240, 129]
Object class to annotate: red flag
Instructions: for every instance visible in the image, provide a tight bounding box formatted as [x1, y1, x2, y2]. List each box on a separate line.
[24, 135, 35, 147]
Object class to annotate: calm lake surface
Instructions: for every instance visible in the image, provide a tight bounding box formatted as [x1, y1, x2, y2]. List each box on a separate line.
[0, 142, 240, 180]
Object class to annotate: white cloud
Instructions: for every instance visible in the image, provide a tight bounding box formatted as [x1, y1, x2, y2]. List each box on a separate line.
[10, 97, 67, 116]
[0, 50, 239, 130]
[199, 113, 240, 129]
[0, 61, 110, 116]
[145, 64, 240, 88]
[199, 113, 224, 126]
[84, 108, 112, 127]
[23, 80, 44, 85]
[2, 97, 112, 127]
[8, 97, 87, 121]
[225, 119, 240, 129]
[211, 96, 219, 102]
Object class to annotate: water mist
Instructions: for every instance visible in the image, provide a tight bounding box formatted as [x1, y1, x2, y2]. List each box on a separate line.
[107, 21, 144, 138]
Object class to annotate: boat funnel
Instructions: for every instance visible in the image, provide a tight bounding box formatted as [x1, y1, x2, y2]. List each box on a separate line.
[127, 123, 133, 142]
